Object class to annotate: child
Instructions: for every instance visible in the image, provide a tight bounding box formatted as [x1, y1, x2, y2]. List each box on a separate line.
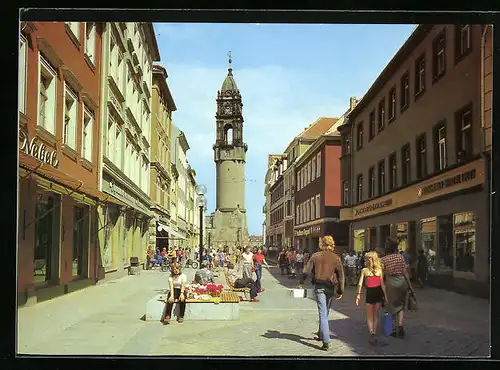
[161, 263, 187, 324]
[355, 251, 388, 345]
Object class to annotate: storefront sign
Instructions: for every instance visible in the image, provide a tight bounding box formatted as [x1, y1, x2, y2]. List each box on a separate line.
[19, 132, 59, 168]
[294, 225, 321, 237]
[354, 199, 393, 216]
[418, 169, 476, 197]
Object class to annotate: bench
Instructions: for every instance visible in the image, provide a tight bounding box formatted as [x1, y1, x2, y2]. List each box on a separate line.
[223, 270, 251, 301]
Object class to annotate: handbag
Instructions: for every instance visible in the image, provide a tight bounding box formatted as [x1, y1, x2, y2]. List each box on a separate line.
[381, 308, 393, 336]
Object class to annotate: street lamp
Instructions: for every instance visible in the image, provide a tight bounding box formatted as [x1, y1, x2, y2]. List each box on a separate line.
[196, 184, 207, 268]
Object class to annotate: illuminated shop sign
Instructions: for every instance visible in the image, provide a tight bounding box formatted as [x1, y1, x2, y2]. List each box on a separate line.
[418, 169, 476, 197]
[19, 131, 59, 168]
[354, 199, 393, 216]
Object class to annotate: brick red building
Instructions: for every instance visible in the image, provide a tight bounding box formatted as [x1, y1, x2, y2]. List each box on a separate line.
[18, 22, 106, 305]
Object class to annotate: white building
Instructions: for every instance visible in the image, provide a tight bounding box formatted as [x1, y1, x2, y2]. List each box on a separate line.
[98, 22, 160, 278]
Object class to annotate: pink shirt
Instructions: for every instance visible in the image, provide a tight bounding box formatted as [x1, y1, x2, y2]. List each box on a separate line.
[365, 275, 382, 288]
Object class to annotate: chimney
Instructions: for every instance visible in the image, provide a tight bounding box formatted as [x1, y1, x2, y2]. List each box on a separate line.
[349, 96, 358, 111]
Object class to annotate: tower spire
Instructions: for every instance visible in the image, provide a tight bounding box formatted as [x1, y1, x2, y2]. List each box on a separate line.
[227, 51, 232, 75]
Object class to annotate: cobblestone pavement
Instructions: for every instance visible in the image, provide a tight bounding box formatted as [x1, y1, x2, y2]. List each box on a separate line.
[17, 262, 490, 357]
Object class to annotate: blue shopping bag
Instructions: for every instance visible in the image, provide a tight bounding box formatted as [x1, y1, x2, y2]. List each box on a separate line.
[381, 309, 393, 336]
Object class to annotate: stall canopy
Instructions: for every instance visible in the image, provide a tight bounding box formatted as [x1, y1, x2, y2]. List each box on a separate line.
[157, 222, 186, 240]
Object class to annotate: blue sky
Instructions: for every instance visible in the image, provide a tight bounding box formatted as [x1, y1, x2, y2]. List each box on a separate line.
[153, 23, 417, 235]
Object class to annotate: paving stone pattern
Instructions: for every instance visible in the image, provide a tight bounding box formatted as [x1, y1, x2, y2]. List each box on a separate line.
[17, 263, 490, 357]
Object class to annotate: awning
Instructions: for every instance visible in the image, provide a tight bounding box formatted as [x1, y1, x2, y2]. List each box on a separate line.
[157, 222, 186, 240]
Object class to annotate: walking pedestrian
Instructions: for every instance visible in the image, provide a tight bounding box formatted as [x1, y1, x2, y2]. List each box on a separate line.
[344, 251, 358, 286]
[278, 249, 287, 275]
[253, 247, 270, 292]
[298, 236, 345, 351]
[355, 251, 388, 345]
[218, 249, 224, 268]
[416, 249, 429, 288]
[160, 263, 187, 324]
[381, 239, 413, 338]
[241, 246, 254, 280]
[295, 249, 304, 277]
[287, 248, 297, 277]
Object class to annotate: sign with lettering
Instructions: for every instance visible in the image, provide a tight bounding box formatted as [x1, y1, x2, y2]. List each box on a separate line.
[294, 225, 321, 237]
[418, 169, 476, 197]
[19, 131, 59, 168]
[354, 199, 393, 216]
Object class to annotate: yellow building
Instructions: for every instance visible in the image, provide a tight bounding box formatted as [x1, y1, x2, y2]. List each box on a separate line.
[149, 64, 177, 252]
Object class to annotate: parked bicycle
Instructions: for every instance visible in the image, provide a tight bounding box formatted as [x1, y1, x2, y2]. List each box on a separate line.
[183, 258, 199, 270]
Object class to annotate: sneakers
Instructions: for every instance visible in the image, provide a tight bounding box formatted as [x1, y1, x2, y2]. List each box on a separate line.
[320, 343, 329, 351]
[250, 298, 260, 302]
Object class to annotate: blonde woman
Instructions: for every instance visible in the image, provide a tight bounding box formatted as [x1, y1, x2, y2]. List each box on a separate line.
[298, 235, 345, 351]
[355, 251, 388, 345]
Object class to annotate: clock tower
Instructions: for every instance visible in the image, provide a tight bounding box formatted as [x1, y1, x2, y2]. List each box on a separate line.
[211, 53, 249, 250]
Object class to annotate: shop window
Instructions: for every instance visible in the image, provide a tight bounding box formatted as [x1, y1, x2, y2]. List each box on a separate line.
[400, 71, 410, 111]
[401, 143, 411, 186]
[396, 222, 408, 252]
[356, 122, 364, 150]
[438, 214, 454, 273]
[433, 121, 447, 171]
[389, 152, 397, 190]
[356, 174, 363, 203]
[378, 159, 386, 195]
[369, 110, 375, 141]
[73, 206, 88, 278]
[415, 54, 426, 97]
[377, 99, 385, 132]
[353, 229, 365, 252]
[34, 192, 60, 284]
[432, 29, 446, 81]
[416, 133, 427, 179]
[368, 166, 375, 198]
[419, 217, 437, 272]
[454, 212, 476, 273]
[456, 104, 473, 163]
[369, 227, 377, 251]
[388, 87, 396, 122]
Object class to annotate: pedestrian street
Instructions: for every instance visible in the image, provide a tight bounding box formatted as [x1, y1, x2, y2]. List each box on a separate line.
[17, 265, 489, 357]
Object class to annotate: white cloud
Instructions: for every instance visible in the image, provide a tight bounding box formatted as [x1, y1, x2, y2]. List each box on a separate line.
[160, 61, 350, 234]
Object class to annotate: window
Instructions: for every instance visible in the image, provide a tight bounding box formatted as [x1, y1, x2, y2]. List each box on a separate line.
[38, 56, 57, 134]
[415, 54, 426, 96]
[368, 166, 375, 198]
[115, 125, 122, 169]
[296, 205, 299, 224]
[369, 110, 375, 141]
[356, 174, 363, 203]
[378, 160, 385, 195]
[433, 30, 446, 79]
[311, 157, 316, 181]
[84, 22, 96, 65]
[19, 35, 27, 113]
[456, 25, 472, 59]
[107, 117, 115, 160]
[82, 106, 94, 162]
[454, 212, 476, 273]
[377, 99, 385, 131]
[420, 217, 437, 272]
[434, 122, 447, 171]
[389, 153, 397, 190]
[401, 144, 411, 186]
[342, 181, 349, 206]
[416, 133, 427, 179]
[388, 87, 396, 122]
[315, 194, 320, 219]
[316, 152, 321, 177]
[400, 72, 410, 111]
[456, 105, 473, 162]
[356, 122, 364, 149]
[311, 197, 316, 220]
[63, 85, 78, 149]
[66, 22, 80, 41]
[297, 172, 300, 190]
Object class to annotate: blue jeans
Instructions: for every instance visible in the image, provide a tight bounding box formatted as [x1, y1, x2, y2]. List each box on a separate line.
[315, 286, 335, 344]
[255, 263, 262, 291]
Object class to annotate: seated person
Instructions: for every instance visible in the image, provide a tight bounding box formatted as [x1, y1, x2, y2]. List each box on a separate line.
[225, 262, 259, 302]
[194, 261, 215, 284]
[161, 263, 187, 324]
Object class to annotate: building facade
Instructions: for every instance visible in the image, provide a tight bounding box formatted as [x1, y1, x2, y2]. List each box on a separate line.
[338, 24, 492, 297]
[97, 22, 160, 280]
[18, 21, 104, 304]
[211, 57, 249, 250]
[150, 64, 176, 251]
[264, 154, 285, 247]
[267, 157, 287, 248]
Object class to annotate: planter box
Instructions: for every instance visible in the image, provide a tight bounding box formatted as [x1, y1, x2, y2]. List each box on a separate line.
[145, 294, 239, 321]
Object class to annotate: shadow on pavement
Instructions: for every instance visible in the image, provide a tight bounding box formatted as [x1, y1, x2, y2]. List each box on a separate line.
[261, 330, 322, 351]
